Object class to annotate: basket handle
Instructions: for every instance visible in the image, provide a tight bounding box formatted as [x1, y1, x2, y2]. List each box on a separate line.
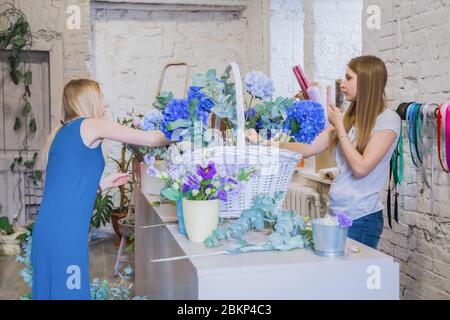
[219, 62, 246, 151]
[155, 61, 191, 98]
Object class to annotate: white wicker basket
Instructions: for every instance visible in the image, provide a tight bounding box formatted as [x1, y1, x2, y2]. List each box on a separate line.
[211, 62, 301, 218]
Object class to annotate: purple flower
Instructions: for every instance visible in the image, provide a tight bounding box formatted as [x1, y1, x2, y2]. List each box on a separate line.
[183, 175, 201, 191]
[220, 177, 238, 184]
[337, 212, 353, 228]
[217, 189, 228, 202]
[197, 161, 217, 180]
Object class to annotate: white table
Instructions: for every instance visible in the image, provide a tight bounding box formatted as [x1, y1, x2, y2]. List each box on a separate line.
[135, 188, 399, 300]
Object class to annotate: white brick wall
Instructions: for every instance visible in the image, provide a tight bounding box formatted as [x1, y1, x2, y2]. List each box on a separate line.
[91, 2, 269, 204]
[363, 0, 450, 299]
[270, 0, 304, 98]
[12, 0, 91, 81]
[270, 0, 363, 98]
[304, 0, 363, 89]
[270, 0, 362, 168]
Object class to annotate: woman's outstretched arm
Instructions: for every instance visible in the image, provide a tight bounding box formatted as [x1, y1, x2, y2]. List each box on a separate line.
[246, 127, 335, 158]
[82, 118, 169, 147]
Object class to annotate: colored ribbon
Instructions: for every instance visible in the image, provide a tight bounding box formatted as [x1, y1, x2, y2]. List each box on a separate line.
[446, 103, 450, 171]
[437, 104, 449, 172]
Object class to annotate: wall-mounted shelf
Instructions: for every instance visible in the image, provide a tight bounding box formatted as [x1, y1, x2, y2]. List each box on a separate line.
[93, 0, 249, 11]
[295, 167, 333, 185]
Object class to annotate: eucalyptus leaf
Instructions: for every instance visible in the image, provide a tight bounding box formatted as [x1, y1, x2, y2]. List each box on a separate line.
[14, 117, 21, 130]
[22, 101, 31, 115]
[24, 70, 32, 84]
[29, 118, 36, 133]
[166, 119, 192, 131]
[160, 187, 180, 201]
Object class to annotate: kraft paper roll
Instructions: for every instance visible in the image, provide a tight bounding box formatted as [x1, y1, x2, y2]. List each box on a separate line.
[319, 167, 340, 180]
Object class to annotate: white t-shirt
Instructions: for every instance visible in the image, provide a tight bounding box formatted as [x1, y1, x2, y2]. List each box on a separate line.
[328, 108, 402, 220]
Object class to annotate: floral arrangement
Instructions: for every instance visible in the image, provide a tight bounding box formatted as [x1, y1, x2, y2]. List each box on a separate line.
[190, 68, 326, 145]
[243, 71, 326, 144]
[148, 155, 257, 203]
[159, 86, 214, 142]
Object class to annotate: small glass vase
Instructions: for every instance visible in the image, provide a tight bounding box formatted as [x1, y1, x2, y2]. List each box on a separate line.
[176, 198, 187, 235]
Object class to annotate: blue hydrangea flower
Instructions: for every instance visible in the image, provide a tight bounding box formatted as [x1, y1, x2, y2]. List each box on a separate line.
[161, 99, 190, 140]
[141, 109, 163, 131]
[245, 71, 274, 100]
[188, 86, 215, 113]
[283, 100, 326, 144]
[161, 95, 211, 141]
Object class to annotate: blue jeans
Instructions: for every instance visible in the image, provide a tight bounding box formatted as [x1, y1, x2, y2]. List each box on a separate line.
[347, 210, 384, 249]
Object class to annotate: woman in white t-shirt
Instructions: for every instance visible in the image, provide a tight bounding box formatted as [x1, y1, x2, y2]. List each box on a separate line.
[246, 55, 401, 249]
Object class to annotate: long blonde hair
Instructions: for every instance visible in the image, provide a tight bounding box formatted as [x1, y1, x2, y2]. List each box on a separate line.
[331, 55, 388, 154]
[41, 79, 103, 166]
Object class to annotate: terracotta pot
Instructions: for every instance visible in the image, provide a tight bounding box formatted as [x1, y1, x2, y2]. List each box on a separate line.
[118, 217, 134, 238]
[111, 210, 128, 237]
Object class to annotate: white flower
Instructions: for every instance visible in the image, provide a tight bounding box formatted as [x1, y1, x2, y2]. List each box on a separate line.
[224, 185, 230, 192]
[192, 189, 199, 196]
[205, 188, 211, 195]
[172, 183, 179, 191]
[178, 141, 193, 153]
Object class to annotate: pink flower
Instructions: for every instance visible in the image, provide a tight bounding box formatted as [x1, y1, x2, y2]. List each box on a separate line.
[133, 118, 141, 128]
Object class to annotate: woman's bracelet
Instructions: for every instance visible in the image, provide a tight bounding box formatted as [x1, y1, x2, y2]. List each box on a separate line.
[338, 134, 349, 140]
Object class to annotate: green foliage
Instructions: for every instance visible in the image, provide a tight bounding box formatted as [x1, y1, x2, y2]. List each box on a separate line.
[153, 91, 174, 110]
[125, 233, 135, 255]
[90, 265, 148, 300]
[204, 192, 314, 253]
[0, 216, 14, 235]
[191, 69, 237, 123]
[250, 97, 294, 131]
[1, 4, 42, 209]
[91, 192, 114, 229]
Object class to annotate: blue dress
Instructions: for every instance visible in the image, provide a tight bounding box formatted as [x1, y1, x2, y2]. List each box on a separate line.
[31, 117, 104, 300]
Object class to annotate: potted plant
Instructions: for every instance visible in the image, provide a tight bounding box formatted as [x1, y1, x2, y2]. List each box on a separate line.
[118, 216, 135, 255]
[0, 215, 26, 256]
[109, 140, 134, 238]
[89, 191, 114, 243]
[152, 158, 257, 243]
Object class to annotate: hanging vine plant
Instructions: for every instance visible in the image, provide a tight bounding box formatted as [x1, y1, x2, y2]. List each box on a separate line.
[0, 3, 41, 184]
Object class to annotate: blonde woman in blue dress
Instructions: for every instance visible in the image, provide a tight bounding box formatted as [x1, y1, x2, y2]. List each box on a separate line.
[32, 79, 168, 299]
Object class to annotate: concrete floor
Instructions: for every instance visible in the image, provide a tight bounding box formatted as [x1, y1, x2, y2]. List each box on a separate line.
[0, 235, 133, 300]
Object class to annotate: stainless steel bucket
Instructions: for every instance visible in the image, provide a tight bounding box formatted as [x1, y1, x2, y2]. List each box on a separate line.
[312, 218, 348, 257]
